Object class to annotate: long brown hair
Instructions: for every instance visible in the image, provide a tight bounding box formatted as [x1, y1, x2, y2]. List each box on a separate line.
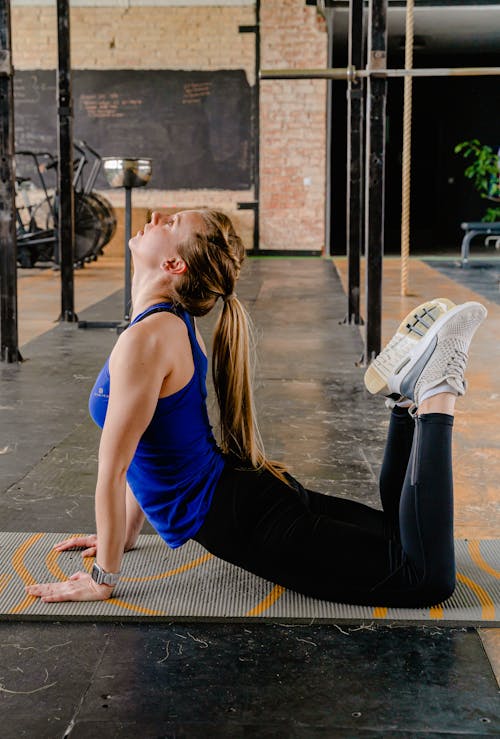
[172, 209, 288, 483]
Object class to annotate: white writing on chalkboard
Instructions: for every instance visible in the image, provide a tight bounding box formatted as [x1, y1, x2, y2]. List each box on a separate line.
[14, 69, 252, 191]
[79, 92, 143, 119]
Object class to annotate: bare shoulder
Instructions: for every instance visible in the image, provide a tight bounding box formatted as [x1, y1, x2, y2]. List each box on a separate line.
[110, 311, 188, 366]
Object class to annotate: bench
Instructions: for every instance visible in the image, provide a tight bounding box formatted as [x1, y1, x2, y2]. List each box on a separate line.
[460, 221, 500, 266]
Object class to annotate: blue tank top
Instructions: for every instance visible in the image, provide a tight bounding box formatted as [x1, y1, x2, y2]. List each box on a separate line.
[88, 302, 225, 548]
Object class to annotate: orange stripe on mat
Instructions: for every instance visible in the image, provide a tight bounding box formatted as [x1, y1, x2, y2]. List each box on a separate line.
[457, 571, 496, 621]
[9, 533, 45, 614]
[83, 557, 94, 573]
[121, 553, 213, 583]
[468, 540, 500, 580]
[102, 553, 215, 617]
[430, 605, 444, 619]
[45, 535, 93, 580]
[0, 573, 12, 596]
[246, 585, 286, 617]
[45, 549, 70, 582]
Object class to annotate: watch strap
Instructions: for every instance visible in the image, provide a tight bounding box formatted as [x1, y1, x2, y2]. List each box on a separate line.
[91, 562, 120, 587]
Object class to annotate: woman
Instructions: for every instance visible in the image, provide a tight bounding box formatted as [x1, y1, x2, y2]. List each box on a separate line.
[27, 210, 487, 607]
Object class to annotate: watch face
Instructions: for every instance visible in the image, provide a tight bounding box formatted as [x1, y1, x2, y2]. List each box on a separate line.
[91, 563, 119, 586]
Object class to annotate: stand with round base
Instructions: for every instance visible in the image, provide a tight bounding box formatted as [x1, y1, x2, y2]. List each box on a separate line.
[78, 157, 152, 331]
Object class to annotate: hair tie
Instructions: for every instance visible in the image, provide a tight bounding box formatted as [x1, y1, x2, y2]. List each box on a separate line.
[223, 292, 237, 303]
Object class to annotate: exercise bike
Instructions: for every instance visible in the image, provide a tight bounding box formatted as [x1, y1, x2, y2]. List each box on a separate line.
[15, 141, 117, 268]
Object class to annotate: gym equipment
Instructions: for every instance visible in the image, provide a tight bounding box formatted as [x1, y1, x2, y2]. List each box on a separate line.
[260, 66, 500, 81]
[261, 58, 500, 359]
[78, 156, 152, 330]
[15, 151, 57, 269]
[103, 157, 152, 324]
[0, 0, 19, 362]
[400, 0, 414, 297]
[57, 0, 75, 322]
[15, 142, 117, 269]
[460, 222, 500, 266]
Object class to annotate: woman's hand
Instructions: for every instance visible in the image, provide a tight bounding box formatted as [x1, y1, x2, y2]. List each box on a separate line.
[26, 572, 114, 602]
[53, 532, 139, 558]
[53, 534, 97, 558]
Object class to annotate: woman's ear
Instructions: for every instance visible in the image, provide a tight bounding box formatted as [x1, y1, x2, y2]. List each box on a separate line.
[162, 257, 187, 275]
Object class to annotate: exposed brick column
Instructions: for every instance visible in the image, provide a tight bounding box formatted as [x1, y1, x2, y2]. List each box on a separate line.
[260, 0, 327, 251]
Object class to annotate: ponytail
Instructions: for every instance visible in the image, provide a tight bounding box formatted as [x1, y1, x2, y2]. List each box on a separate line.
[174, 209, 290, 484]
[212, 295, 255, 461]
[212, 294, 290, 484]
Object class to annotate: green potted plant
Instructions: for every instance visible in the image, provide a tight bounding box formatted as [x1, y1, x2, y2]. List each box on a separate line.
[454, 139, 500, 222]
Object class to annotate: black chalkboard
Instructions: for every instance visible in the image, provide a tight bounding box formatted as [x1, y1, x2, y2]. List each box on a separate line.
[14, 70, 253, 190]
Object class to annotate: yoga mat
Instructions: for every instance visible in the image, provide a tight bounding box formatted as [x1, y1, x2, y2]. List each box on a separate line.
[1, 532, 499, 626]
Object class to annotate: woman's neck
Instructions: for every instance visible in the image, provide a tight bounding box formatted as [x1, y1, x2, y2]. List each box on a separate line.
[130, 279, 173, 320]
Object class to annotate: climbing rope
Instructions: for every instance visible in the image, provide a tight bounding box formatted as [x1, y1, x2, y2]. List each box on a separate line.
[401, 0, 414, 296]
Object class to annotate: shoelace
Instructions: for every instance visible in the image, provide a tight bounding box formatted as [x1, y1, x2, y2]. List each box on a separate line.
[413, 349, 469, 412]
[444, 349, 468, 385]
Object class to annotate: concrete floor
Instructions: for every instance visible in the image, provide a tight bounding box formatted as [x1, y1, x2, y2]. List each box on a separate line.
[16, 256, 125, 346]
[0, 251, 499, 737]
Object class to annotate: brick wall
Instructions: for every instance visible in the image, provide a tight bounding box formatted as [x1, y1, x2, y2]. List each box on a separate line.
[12, 6, 256, 75]
[11, 1, 327, 253]
[260, 0, 327, 251]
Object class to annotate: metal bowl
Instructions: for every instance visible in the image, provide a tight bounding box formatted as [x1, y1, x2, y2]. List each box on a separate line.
[102, 157, 152, 188]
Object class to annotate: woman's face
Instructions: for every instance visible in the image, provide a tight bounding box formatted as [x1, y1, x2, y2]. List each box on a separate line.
[129, 210, 205, 267]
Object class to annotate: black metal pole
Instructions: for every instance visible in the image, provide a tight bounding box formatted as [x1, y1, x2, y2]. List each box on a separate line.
[237, 0, 260, 252]
[124, 186, 132, 321]
[364, 0, 387, 362]
[346, 0, 365, 325]
[56, 0, 76, 322]
[324, 5, 334, 257]
[0, 0, 21, 362]
[253, 0, 260, 252]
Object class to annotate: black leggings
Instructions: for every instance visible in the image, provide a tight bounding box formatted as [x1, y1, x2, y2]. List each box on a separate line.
[193, 409, 455, 607]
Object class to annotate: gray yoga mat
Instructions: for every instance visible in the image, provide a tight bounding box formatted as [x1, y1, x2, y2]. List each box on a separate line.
[1, 532, 498, 626]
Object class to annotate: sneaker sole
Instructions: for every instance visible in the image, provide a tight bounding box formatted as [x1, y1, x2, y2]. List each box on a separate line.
[364, 298, 455, 395]
[364, 299, 477, 397]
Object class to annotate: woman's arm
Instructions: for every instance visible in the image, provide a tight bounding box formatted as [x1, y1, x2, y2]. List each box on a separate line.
[52, 484, 145, 557]
[124, 483, 146, 551]
[89, 325, 171, 573]
[27, 323, 172, 602]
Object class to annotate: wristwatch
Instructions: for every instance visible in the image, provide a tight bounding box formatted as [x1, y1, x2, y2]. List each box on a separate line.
[91, 562, 120, 587]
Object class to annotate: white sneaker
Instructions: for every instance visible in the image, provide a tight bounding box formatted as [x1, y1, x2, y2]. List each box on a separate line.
[364, 298, 455, 400]
[365, 299, 487, 405]
[411, 302, 487, 406]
